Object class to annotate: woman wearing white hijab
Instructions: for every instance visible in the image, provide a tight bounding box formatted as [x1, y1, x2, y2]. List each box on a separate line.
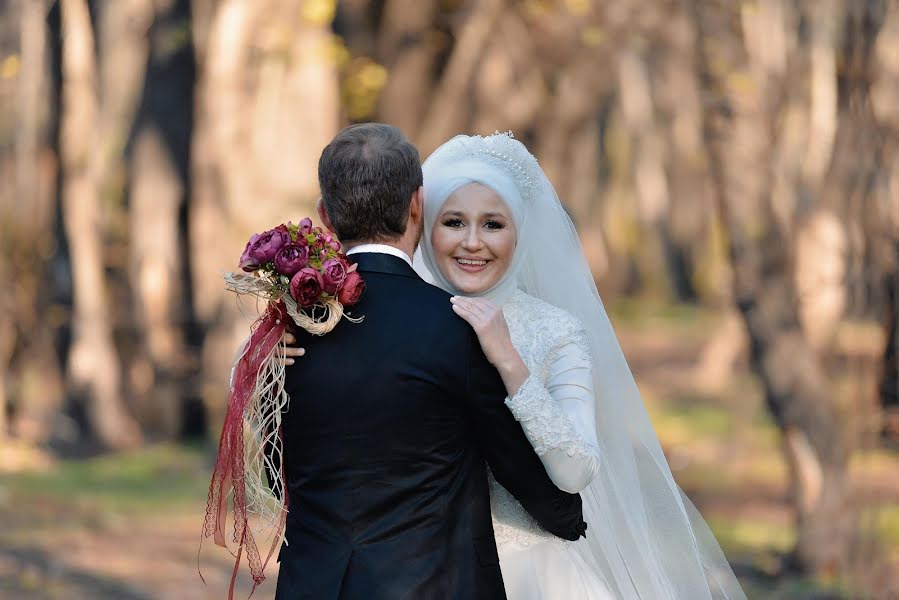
[415, 132, 747, 600]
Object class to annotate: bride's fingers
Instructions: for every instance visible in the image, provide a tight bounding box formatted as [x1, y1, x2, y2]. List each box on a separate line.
[451, 296, 485, 316]
[460, 297, 496, 320]
[282, 332, 296, 345]
[451, 301, 480, 327]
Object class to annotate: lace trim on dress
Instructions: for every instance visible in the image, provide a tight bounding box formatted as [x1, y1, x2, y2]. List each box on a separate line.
[502, 290, 594, 458]
[488, 468, 570, 552]
[487, 290, 597, 552]
[505, 375, 595, 459]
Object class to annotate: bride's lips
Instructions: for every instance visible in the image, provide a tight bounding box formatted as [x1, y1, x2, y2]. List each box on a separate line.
[453, 256, 490, 273]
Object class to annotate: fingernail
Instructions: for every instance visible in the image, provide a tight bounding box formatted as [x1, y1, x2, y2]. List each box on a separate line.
[298, 349, 305, 355]
[287, 359, 294, 365]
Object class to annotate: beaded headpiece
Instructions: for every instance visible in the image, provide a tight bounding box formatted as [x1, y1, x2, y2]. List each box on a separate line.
[433, 131, 546, 206]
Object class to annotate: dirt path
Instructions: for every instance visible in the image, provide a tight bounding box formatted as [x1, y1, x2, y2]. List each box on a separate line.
[2, 323, 897, 599]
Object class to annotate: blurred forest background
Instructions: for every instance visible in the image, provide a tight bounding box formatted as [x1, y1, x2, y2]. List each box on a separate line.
[1, 0, 899, 598]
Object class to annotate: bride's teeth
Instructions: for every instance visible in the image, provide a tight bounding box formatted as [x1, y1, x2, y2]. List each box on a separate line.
[456, 258, 487, 266]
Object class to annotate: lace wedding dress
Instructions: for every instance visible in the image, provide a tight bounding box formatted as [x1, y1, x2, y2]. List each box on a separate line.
[420, 132, 747, 600]
[491, 289, 614, 600]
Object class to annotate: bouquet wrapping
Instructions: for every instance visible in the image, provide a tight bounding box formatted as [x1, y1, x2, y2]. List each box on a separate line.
[201, 218, 363, 598]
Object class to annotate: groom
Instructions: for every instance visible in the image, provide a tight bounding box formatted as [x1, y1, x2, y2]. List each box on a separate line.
[276, 123, 586, 599]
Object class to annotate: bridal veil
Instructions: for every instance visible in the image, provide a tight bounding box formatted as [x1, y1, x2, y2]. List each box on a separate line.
[416, 133, 747, 600]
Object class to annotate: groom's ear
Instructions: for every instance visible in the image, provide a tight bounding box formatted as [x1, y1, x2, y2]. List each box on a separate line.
[316, 197, 336, 233]
[410, 186, 424, 224]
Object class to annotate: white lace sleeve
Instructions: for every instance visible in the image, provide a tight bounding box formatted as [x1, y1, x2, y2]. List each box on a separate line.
[505, 340, 601, 494]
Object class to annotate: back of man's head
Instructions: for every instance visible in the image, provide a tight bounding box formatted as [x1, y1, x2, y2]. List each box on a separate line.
[318, 123, 423, 243]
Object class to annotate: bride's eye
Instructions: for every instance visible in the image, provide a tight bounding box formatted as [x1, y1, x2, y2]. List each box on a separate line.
[484, 220, 505, 230]
[442, 218, 465, 228]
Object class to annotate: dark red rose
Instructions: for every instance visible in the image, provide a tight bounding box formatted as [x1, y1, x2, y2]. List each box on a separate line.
[321, 258, 347, 295]
[273, 243, 309, 276]
[337, 271, 365, 307]
[240, 225, 290, 271]
[290, 267, 324, 308]
[239, 233, 263, 272]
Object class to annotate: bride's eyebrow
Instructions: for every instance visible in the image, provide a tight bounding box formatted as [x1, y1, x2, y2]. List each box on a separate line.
[440, 210, 506, 219]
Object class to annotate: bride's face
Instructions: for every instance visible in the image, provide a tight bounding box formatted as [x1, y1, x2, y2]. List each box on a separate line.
[430, 183, 517, 295]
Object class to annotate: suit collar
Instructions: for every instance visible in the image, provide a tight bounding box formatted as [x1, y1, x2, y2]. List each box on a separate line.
[349, 252, 421, 279]
[345, 243, 413, 267]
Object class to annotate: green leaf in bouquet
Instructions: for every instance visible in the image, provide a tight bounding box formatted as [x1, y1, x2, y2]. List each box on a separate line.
[287, 222, 300, 242]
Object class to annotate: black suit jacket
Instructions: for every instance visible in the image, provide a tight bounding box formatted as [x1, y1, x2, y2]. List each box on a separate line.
[275, 252, 585, 600]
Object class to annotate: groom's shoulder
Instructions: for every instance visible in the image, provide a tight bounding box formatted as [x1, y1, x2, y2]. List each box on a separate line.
[403, 276, 456, 314]
[374, 274, 468, 330]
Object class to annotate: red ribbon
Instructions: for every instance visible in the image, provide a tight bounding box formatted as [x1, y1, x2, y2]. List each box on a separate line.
[201, 301, 288, 598]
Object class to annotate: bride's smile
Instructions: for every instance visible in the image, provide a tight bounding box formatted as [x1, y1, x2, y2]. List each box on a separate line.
[431, 182, 517, 295]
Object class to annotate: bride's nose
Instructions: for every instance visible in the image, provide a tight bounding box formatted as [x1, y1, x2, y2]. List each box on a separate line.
[461, 226, 484, 251]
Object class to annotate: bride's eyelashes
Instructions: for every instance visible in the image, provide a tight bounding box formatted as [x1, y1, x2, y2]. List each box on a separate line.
[440, 217, 507, 230]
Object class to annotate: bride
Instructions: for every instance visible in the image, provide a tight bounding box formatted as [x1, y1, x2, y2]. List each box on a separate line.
[412, 132, 747, 599]
[275, 131, 747, 599]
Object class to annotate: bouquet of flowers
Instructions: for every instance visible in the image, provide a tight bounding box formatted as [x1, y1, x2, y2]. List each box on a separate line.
[201, 218, 364, 598]
[229, 217, 365, 333]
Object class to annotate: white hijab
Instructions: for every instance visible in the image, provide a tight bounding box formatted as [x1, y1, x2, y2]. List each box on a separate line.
[418, 157, 526, 305]
[415, 133, 747, 600]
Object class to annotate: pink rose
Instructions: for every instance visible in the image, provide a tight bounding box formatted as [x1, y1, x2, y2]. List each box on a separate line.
[337, 271, 365, 307]
[329, 240, 341, 252]
[239, 225, 290, 271]
[321, 258, 347, 295]
[299, 217, 313, 235]
[274, 243, 310, 276]
[290, 267, 324, 309]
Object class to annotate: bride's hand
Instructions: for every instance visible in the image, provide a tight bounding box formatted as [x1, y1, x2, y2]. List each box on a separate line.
[450, 296, 518, 370]
[279, 331, 305, 366]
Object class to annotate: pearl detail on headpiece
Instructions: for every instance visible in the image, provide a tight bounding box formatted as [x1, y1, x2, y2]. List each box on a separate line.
[436, 131, 544, 206]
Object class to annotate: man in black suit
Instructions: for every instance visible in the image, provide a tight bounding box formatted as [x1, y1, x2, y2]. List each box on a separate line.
[275, 123, 586, 600]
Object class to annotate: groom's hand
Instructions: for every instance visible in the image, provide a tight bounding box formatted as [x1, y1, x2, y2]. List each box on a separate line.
[278, 332, 306, 366]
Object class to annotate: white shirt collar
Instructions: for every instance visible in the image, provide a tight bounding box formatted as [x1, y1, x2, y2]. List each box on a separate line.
[345, 243, 413, 267]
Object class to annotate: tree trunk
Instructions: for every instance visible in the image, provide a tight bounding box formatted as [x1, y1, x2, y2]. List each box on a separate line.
[869, 2, 899, 438]
[127, 0, 201, 438]
[882, 261, 899, 436]
[416, 0, 503, 154]
[191, 0, 339, 432]
[375, 0, 439, 138]
[59, 0, 142, 449]
[691, 0, 851, 575]
[0, 306, 11, 441]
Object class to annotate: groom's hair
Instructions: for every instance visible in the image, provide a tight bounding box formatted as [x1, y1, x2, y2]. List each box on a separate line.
[318, 123, 423, 243]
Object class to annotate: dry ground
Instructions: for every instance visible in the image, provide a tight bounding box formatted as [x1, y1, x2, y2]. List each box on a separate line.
[2, 303, 898, 599]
